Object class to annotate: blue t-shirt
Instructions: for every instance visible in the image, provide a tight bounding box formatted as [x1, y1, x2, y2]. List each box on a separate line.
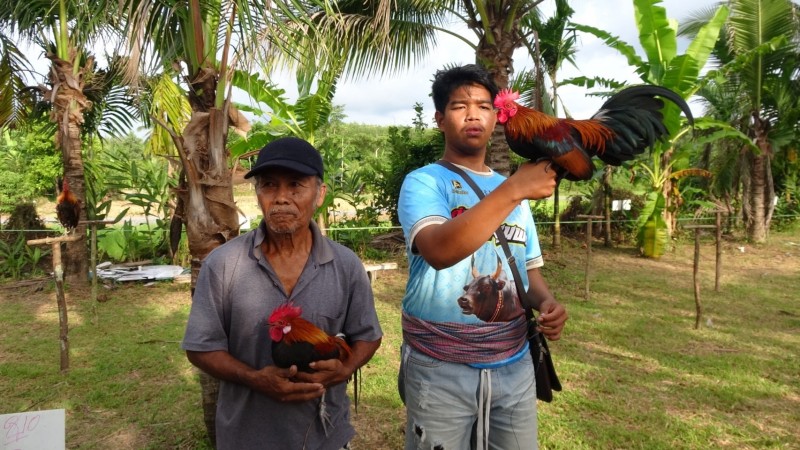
[398, 162, 543, 324]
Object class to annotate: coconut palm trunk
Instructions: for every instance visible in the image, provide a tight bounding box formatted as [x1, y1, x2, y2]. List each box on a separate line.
[472, 1, 529, 176]
[47, 51, 92, 284]
[743, 122, 775, 243]
[165, 69, 243, 445]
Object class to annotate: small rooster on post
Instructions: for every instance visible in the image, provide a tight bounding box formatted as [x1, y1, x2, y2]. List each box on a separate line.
[56, 178, 81, 234]
[494, 85, 694, 181]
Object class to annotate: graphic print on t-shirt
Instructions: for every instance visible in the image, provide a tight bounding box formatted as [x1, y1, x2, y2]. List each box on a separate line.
[398, 164, 542, 324]
[456, 254, 524, 323]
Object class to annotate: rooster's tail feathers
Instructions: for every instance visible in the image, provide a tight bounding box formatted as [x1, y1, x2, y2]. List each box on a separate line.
[596, 109, 669, 164]
[592, 85, 692, 165]
[600, 85, 694, 125]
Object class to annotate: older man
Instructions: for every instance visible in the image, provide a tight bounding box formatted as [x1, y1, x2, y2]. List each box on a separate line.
[182, 137, 382, 450]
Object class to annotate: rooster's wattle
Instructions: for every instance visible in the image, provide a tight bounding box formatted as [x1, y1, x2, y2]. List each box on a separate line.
[494, 85, 694, 181]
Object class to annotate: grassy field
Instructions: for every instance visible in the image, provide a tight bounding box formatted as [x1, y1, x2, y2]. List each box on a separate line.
[1, 231, 798, 449]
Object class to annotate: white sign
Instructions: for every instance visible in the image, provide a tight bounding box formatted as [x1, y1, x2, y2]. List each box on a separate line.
[1, 409, 65, 450]
[612, 199, 632, 211]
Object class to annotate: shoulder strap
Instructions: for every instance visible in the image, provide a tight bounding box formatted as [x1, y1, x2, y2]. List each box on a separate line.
[435, 160, 537, 321]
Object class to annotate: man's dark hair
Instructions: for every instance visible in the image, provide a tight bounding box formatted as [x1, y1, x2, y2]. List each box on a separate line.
[431, 64, 499, 113]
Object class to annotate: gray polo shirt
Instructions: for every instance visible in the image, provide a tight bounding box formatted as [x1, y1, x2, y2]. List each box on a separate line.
[182, 220, 382, 450]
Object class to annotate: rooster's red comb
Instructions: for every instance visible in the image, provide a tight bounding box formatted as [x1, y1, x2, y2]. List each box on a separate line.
[494, 89, 520, 109]
[268, 302, 302, 323]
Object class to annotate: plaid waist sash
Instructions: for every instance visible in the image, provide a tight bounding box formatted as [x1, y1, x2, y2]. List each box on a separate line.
[402, 311, 527, 364]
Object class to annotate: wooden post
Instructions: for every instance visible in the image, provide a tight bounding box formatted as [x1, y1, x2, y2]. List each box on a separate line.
[683, 225, 716, 329]
[715, 211, 722, 292]
[80, 220, 116, 309]
[577, 215, 604, 300]
[27, 234, 82, 373]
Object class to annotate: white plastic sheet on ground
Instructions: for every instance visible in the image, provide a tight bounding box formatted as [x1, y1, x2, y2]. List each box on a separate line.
[95, 262, 188, 282]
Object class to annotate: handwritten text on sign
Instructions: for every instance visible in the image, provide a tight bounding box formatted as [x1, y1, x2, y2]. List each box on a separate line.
[1, 409, 65, 450]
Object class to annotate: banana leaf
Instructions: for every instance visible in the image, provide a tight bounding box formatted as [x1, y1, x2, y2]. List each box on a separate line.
[639, 213, 668, 258]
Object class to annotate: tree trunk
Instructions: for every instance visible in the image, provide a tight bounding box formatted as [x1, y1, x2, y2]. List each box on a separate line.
[660, 150, 677, 238]
[603, 166, 612, 246]
[47, 51, 92, 285]
[474, 6, 523, 176]
[198, 369, 220, 448]
[167, 68, 243, 447]
[744, 152, 773, 243]
[549, 70, 562, 250]
[743, 117, 775, 243]
[487, 125, 512, 176]
[184, 111, 239, 448]
[552, 183, 561, 250]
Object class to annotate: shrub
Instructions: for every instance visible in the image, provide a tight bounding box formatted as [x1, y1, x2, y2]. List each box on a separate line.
[367, 127, 443, 225]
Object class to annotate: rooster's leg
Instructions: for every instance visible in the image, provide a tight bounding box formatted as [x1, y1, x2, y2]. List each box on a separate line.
[319, 391, 332, 436]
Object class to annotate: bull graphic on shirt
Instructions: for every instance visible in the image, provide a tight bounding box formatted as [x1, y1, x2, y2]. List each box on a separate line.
[457, 255, 524, 322]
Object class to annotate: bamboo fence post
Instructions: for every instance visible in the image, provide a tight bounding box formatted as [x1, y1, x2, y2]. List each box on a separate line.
[715, 211, 723, 292]
[683, 225, 716, 329]
[577, 215, 604, 300]
[26, 234, 82, 373]
[80, 220, 117, 311]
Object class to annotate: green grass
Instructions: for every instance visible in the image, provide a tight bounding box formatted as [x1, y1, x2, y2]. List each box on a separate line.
[1, 232, 798, 449]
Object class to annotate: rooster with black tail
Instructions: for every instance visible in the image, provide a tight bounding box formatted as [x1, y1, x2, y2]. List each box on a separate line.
[494, 85, 694, 181]
[56, 178, 81, 234]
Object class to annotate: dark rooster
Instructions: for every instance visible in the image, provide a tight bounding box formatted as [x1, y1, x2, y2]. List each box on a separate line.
[494, 85, 694, 181]
[268, 302, 352, 372]
[268, 302, 353, 434]
[56, 178, 81, 233]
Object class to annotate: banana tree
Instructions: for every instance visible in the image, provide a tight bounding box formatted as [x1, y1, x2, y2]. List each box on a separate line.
[230, 65, 340, 231]
[569, 0, 728, 254]
[632, 117, 761, 257]
[633, 149, 713, 257]
[632, 114, 761, 257]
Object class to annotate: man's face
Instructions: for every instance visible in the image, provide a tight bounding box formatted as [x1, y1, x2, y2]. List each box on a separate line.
[255, 168, 325, 235]
[434, 83, 497, 156]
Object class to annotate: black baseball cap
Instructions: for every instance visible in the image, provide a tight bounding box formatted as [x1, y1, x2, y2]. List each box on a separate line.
[244, 137, 324, 179]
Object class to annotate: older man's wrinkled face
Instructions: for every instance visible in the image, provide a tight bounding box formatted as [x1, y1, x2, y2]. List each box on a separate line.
[255, 168, 325, 235]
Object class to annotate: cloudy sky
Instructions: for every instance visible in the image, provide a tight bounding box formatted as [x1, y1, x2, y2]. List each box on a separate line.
[322, 0, 720, 127]
[19, 0, 719, 131]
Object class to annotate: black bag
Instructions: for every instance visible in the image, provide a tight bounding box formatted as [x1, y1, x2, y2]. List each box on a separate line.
[527, 318, 562, 402]
[435, 160, 562, 402]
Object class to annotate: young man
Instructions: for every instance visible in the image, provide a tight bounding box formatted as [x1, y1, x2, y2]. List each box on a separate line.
[397, 64, 568, 450]
[182, 137, 382, 450]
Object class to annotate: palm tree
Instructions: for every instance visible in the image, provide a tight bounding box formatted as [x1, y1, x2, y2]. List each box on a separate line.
[521, 0, 577, 250]
[119, 2, 296, 441]
[120, 0, 447, 443]
[440, 1, 544, 174]
[0, 0, 129, 283]
[681, 0, 799, 242]
[0, 35, 33, 129]
[730, 0, 799, 242]
[282, 0, 546, 176]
